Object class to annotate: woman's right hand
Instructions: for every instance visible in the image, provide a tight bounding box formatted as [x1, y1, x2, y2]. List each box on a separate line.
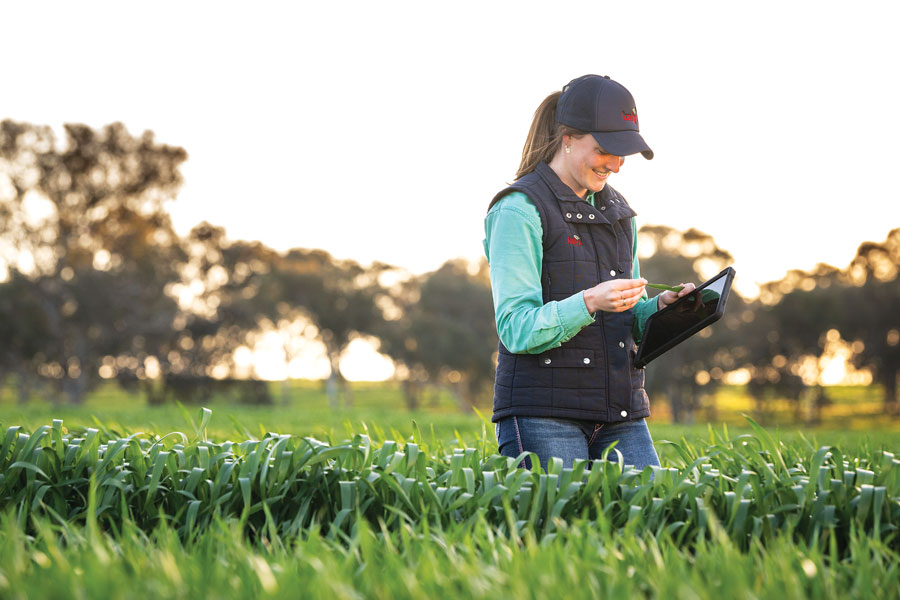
[583, 278, 647, 313]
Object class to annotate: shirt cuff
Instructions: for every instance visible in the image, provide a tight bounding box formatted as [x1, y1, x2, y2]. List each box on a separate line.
[632, 295, 660, 343]
[556, 292, 595, 340]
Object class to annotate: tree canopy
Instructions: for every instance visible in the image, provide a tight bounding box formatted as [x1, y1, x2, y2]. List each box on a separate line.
[2, 119, 897, 418]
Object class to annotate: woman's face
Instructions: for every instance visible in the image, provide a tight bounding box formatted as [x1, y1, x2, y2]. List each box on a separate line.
[557, 134, 625, 197]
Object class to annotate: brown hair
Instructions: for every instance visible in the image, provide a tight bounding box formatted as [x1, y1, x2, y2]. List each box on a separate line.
[515, 91, 586, 180]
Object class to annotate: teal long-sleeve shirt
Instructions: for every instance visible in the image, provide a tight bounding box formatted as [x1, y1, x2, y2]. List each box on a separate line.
[483, 191, 658, 355]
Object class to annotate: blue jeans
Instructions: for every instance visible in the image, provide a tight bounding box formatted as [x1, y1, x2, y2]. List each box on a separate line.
[495, 416, 661, 471]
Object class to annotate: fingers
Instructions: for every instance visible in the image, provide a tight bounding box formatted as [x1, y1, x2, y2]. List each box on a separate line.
[620, 286, 646, 303]
[583, 279, 647, 313]
[612, 278, 648, 292]
[658, 282, 699, 310]
[607, 279, 646, 312]
[675, 282, 696, 297]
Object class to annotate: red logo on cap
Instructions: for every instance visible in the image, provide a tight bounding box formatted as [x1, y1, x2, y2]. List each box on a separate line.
[622, 109, 638, 123]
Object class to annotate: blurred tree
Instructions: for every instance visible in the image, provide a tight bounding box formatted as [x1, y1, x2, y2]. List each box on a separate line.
[0, 120, 187, 403]
[745, 229, 900, 418]
[167, 223, 277, 376]
[255, 248, 390, 408]
[840, 229, 900, 414]
[372, 273, 428, 410]
[0, 272, 52, 403]
[746, 264, 845, 422]
[132, 222, 277, 405]
[378, 258, 497, 412]
[637, 226, 737, 422]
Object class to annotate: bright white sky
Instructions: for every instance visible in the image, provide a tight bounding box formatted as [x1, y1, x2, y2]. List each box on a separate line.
[5, 0, 899, 294]
[4, 1, 899, 379]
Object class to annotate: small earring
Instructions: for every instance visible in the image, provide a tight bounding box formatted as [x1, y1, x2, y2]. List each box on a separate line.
[565, 145, 571, 154]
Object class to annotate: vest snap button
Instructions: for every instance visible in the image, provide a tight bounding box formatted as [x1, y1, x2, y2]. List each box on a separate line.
[576, 213, 582, 219]
[620, 410, 628, 418]
[609, 269, 616, 276]
[583, 357, 590, 364]
[619, 341, 625, 348]
[566, 212, 572, 218]
[600, 206, 606, 211]
[544, 358, 551, 365]
[589, 213, 596, 219]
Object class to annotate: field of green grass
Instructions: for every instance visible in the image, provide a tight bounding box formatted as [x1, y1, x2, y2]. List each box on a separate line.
[3, 380, 898, 449]
[1, 381, 898, 599]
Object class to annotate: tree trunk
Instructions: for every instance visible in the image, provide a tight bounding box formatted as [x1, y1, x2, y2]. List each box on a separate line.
[64, 334, 89, 405]
[452, 380, 473, 413]
[685, 384, 697, 424]
[748, 382, 768, 425]
[669, 383, 684, 423]
[325, 348, 343, 409]
[812, 385, 828, 425]
[63, 370, 88, 405]
[325, 371, 339, 409]
[793, 389, 804, 424]
[281, 342, 296, 406]
[403, 380, 420, 411]
[143, 378, 167, 406]
[16, 368, 34, 404]
[668, 385, 680, 423]
[704, 391, 718, 422]
[341, 377, 354, 408]
[884, 369, 899, 417]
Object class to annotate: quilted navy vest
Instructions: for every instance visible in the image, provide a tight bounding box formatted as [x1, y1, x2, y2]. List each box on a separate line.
[489, 162, 650, 424]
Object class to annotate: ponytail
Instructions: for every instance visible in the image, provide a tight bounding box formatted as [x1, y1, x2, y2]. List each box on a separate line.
[515, 91, 585, 180]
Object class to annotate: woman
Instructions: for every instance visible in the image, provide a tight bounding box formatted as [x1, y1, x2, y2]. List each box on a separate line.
[484, 74, 695, 471]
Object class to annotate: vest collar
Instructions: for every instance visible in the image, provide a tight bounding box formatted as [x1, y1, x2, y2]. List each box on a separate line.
[534, 162, 636, 225]
[534, 162, 584, 203]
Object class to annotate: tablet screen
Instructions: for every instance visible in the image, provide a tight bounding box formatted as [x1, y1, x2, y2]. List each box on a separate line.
[634, 267, 735, 368]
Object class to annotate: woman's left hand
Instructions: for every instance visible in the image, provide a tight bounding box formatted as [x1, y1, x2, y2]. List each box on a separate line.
[656, 283, 696, 310]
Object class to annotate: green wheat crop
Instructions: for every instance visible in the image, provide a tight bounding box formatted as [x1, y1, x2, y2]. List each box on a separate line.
[1, 412, 898, 599]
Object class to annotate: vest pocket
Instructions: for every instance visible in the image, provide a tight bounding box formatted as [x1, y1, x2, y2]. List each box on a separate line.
[537, 348, 596, 368]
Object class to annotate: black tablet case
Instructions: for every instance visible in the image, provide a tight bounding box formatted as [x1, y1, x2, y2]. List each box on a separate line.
[633, 267, 736, 368]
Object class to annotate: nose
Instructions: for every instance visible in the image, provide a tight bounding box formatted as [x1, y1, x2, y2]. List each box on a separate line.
[606, 155, 624, 173]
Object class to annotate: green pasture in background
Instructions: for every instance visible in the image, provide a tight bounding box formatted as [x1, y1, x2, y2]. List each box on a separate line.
[2, 380, 898, 458]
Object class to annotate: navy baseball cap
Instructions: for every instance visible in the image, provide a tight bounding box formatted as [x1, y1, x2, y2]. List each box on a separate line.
[556, 75, 654, 159]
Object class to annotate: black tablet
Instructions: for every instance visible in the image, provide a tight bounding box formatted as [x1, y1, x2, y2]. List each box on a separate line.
[633, 267, 736, 368]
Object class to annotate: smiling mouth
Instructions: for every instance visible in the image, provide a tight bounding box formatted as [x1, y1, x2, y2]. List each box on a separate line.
[593, 169, 609, 178]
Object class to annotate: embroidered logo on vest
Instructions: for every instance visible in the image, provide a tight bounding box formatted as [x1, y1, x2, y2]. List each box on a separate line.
[567, 235, 582, 246]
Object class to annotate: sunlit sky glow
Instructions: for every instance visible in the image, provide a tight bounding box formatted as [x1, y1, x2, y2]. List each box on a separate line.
[4, 1, 899, 380]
